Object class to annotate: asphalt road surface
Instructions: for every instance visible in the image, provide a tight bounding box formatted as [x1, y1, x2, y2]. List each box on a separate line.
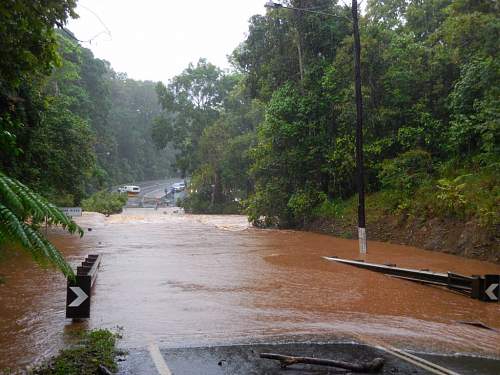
[125, 178, 184, 207]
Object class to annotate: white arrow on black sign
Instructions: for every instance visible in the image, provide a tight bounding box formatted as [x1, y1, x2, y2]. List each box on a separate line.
[68, 286, 89, 307]
[485, 283, 499, 301]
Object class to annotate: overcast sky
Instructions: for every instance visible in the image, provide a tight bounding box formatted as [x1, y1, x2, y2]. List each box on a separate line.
[67, 0, 266, 83]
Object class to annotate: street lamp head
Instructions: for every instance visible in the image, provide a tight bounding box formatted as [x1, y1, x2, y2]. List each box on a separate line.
[264, 1, 283, 9]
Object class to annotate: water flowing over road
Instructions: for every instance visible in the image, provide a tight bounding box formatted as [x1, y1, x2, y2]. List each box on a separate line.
[0, 208, 499, 371]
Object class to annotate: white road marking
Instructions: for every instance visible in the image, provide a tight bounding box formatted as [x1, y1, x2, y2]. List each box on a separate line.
[148, 341, 172, 375]
[376, 344, 461, 375]
[349, 333, 460, 375]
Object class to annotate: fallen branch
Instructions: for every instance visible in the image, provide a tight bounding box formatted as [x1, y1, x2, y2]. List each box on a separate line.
[98, 364, 113, 375]
[260, 352, 384, 372]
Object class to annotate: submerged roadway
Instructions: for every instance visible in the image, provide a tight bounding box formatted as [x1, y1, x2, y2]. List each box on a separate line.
[0, 185, 499, 374]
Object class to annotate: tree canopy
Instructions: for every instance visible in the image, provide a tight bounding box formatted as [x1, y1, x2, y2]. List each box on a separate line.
[154, 0, 498, 229]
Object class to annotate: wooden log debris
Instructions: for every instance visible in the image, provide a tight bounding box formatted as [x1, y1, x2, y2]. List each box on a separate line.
[260, 352, 384, 372]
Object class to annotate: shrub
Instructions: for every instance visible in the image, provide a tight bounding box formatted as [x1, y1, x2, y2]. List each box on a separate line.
[435, 175, 470, 218]
[312, 198, 348, 220]
[287, 189, 326, 226]
[180, 190, 242, 215]
[81, 191, 127, 216]
[245, 179, 292, 227]
[379, 149, 433, 194]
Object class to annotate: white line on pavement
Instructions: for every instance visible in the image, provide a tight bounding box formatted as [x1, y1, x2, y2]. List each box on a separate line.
[148, 341, 172, 375]
[376, 345, 461, 375]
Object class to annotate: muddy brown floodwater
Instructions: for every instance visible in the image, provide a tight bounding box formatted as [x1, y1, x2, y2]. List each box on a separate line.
[0, 208, 499, 371]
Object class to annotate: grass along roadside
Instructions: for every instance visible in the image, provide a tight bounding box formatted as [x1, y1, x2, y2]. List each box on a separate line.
[29, 329, 123, 375]
[309, 185, 499, 262]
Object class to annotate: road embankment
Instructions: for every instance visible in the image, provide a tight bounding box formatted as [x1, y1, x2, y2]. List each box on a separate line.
[309, 214, 499, 264]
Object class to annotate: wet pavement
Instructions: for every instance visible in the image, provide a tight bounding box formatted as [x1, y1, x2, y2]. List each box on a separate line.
[125, 178, 183, 207]
[121, 342, 500, 375]
[0, 208, 499, 372]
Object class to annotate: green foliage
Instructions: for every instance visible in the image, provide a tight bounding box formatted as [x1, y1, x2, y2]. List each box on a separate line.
[447, 56, 500, 163]
[0, 0, 77, 160]
[180, 190, 241, 215]
[435, 175, 470, 217]
[1, 30, 176, 205]
[32, 329, 120, 375]
[288, 190, 326, 225]
[313, 198, 350, 220]
[376, 164, 499, 228]
[231, 0, 499, 228]
[81, 191, 128, 216]
[4, 0, 497, 249]
[102, 74, 175, 186]
[156, 69, 261, 214]
[246, 177, 292, 227]
[379, 150, 433, 194]
[153, 59, 236, 175]
[428, 168, 499, 227]
[0, 171, 82, 277]
[248, 82, 332, 226]
[165, 1, 498, 230]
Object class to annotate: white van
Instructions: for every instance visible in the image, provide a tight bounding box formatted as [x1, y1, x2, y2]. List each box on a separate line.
[123, 185, 141, 195]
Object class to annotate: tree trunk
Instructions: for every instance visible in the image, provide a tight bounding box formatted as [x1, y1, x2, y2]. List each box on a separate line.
[260, 353, 384, 372]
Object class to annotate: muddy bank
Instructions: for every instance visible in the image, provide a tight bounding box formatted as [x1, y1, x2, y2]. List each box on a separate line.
[309, 214, 499, 263]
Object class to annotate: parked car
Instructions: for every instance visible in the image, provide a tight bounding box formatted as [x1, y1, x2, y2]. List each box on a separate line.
[171, 182, 185, 192]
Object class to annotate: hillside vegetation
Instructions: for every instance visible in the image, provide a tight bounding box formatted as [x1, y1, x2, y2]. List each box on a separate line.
[153, 0, 498, 259]
[1, 28, 175, 207]
[0, 1, 174, 273]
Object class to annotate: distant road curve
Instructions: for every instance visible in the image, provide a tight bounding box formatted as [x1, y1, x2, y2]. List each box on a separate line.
[123, 178, 185, 208]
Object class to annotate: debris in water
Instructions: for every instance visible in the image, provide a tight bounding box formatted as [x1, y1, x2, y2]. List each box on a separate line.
[260, 352, 385, 372]
[457, 321, 496, 331]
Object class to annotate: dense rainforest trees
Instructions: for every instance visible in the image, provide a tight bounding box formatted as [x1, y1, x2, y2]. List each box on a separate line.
[155, 0, 498, 230]
[153, 60, 263, 212]
[1, 0, 498, 274]
[0, 0, 82, 274]
[1, 30, 175, 206]
[1, 1, 175, 273]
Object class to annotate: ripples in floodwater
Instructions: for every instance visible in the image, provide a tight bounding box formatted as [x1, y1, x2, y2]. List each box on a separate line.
[0, 208, 499, 370]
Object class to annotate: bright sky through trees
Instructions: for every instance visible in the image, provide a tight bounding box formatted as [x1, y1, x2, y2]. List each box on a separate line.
[67, 0, 266, 83]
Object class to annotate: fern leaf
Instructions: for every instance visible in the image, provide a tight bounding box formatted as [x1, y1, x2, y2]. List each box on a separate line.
[0, 203, 32, 249]
[22, 223, 74, 277]
[2, 174, 46, 221]
[0, 172, 79, 277]
[0, 175, 24, 215]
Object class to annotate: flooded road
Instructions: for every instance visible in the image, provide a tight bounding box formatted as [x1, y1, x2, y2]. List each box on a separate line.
[0, 209, 499, 371]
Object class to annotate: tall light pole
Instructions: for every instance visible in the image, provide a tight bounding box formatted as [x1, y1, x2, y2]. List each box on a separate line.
[264, 1, 367, 254]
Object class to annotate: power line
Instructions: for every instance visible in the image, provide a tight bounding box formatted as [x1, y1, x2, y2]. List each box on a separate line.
[79, 4, 112, 39]
[55, 4, 111, 44]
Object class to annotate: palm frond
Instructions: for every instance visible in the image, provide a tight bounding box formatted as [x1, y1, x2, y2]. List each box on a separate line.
[0, 171, 82, 277]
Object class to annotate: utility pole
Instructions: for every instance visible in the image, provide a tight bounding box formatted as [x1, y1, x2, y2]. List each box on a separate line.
[264, 1, 368, 253]
[351, 0, 367, 254]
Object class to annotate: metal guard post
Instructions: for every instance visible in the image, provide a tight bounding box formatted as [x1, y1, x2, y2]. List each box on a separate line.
[66, 254, 102, 319]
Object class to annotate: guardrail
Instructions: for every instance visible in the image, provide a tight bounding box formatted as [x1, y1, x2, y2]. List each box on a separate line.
[324, 257, 499, 302]
[66, 254, 102, 319]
